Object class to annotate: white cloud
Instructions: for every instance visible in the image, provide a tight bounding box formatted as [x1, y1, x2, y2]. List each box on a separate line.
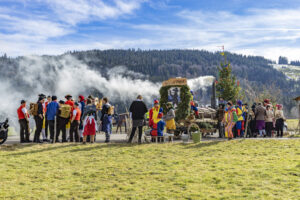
[44, 0, 144, 25]
[1, 2, 300, 61]
[0, 14, 72, 40]
[129, 7, 300, 61]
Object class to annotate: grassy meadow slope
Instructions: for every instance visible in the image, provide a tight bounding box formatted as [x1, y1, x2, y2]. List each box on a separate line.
[0, 140, 299, 199]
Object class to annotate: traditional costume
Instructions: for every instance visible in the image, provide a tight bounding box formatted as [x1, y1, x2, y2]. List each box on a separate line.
[83, 115, 97, 143]
[164, 103, 176, 131]
[190, 91, 199, 117]
[235, 100, 245, 137]
[150, 112, 165, 142]
[149, 100, 163, 128]
[224, 106, 237, 139]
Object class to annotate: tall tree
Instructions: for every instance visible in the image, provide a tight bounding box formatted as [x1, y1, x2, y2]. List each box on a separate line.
[278, 56, 288, 64]
[216, 53, 241, 102]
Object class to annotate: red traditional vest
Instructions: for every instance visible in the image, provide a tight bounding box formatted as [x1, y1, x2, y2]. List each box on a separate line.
[17, 105, 28, 120]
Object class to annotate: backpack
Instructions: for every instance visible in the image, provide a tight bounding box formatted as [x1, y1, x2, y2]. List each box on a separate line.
[59, 105, 72, 119]
[29, 103, 38, 116]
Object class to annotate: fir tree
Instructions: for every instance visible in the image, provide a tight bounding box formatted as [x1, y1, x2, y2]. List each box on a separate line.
[216, 53, 241, 102]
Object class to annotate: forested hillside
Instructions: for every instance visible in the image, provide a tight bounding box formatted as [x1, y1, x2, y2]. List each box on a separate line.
[68, 49, 298, 117]
[0, 49, 299, 118]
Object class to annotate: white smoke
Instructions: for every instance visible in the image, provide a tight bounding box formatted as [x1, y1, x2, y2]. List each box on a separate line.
[187, 76, 215, 91]
[0, 54, 214, 129]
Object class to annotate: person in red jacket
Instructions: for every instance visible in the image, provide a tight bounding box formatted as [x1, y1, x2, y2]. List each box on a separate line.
[17, 100, 31, 143]
[65, 94, 74, 108]
[70, 102, 81, 142]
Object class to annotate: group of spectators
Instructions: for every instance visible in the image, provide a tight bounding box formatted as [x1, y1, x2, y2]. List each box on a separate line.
[17, 94, 287, 144]
[17, 94, 113, 144]
[217, 98, 286, 139]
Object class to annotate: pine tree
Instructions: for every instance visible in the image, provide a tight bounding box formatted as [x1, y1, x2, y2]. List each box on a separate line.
[216, 53, 241, 102]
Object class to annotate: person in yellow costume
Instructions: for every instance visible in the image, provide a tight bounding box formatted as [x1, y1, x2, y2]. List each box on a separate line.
[223, 101, 238, 140]
[148, 100, 163, 128]
[163, 102, 176, 133]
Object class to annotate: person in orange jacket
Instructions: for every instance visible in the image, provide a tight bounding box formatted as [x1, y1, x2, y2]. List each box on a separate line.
[70, 102, 81, 142]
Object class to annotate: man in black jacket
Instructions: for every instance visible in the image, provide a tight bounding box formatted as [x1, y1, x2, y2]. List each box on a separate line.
[34, 97, 45, 143]
[128, 95, 148, 144]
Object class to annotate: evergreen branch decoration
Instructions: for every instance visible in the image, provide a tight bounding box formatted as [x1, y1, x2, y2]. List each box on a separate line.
[159, 84, 192, 121]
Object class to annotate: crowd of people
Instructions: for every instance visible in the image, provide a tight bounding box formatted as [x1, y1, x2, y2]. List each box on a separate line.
[17, 94, 113, 144]
[17, 93, 177, 144]
[17, 93, 287, 144]
[216, 98, 286, 139]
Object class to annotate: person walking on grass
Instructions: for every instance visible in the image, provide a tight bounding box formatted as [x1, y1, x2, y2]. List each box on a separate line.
[128, 95, 148, 144]
[265, 105, 274, 137]
[275, 104, 285, 137]
[17, 100, 31, 143]
[255, 102, 267, 137]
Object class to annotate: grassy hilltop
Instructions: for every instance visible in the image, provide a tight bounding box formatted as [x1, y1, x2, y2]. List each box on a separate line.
[0, 140, 299, 199]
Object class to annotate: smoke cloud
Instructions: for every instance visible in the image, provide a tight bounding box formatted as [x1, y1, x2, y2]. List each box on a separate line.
[0, 55, 214, 129]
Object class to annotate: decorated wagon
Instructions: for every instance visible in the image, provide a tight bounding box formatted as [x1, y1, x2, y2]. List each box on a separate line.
[159, 77, 218, 138]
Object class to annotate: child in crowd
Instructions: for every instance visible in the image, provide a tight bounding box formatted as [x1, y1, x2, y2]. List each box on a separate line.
[82, 111, 97, 144]
[150, 112, 165, 142]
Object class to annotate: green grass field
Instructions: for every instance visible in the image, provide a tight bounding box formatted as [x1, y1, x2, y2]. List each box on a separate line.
[0, 140, 299, 199]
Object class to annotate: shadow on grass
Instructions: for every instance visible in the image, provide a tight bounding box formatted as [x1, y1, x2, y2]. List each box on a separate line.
[182, 140, 226, 149]
[63, 143, 141, 153]
[3, 143, 79, 156]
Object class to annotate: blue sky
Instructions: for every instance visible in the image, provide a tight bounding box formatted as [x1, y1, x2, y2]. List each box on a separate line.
[0, 0, 300, 61]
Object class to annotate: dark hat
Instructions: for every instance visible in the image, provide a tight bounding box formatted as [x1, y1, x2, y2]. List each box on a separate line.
[65, 94, 72, 99]
[59, 100, 65, 104]
[88, 95, 94, 100]
[52, 96, 57, 101]
[38, 97, 44, 101]
[264, 99, 270, 104]
[74, 102, 79, 106]
[39, 94, 46, 98]
[21, 100, 26, 104]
